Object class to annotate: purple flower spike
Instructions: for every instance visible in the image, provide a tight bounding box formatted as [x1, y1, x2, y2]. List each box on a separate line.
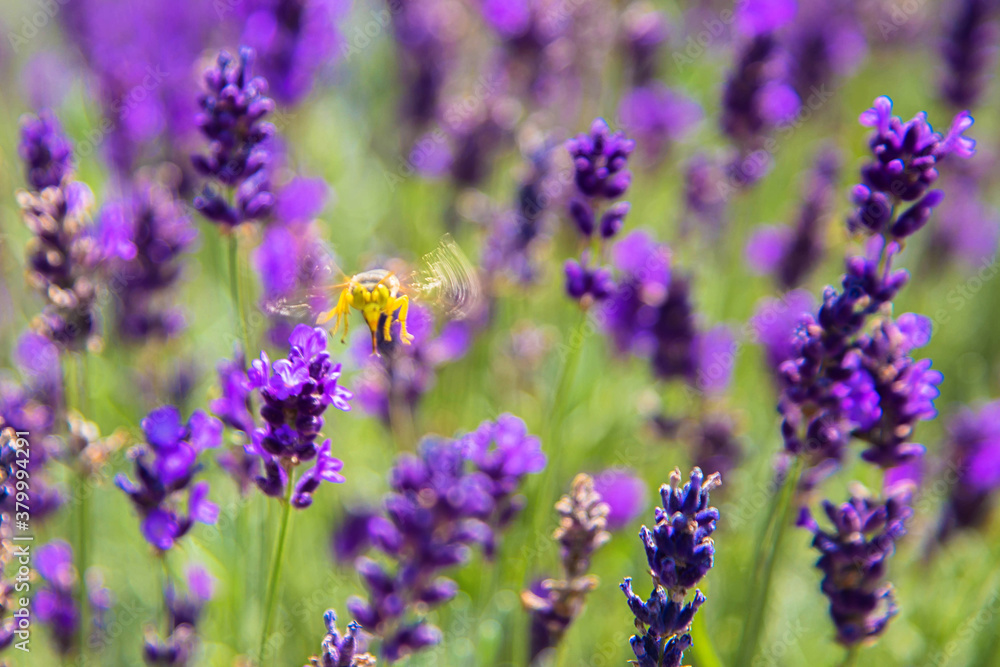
[622, 468, 721, 667]
[566, 118, 635, 201]
[34, 540, 80, 655]
[850, 97, 975, 241]
[246, 324, 352, 502]
[118, 407, 222, 551]
[305, 609, 376, 666]
[940, 0, 999, 109]
[799, 488, 912, 646]
[18, 110, 73, 191]
[192, 47, 276, 227]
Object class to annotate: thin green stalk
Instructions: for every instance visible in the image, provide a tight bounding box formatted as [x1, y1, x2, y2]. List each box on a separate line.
[228, 233, 251, 356]
[734, 459, 803, 667]
[159, 552, 171, 637]
[969, 573, 1000, 666]
[258, 467, 296, 665]
[838, 645, 859, 667]
[66, 353, 91, 657]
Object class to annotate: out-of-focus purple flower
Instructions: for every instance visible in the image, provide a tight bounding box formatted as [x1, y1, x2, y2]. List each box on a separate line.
[483, 145, 555, 285]
[592, 468, 647, 530]
[618, 85, 702, 165]
[192, 47, 276, 227]
[116, 406, 222, 550]
[34, 541, 79, 655]
[786, 0, 866, 99]
[621, 468, 720, 667]
[927, 174, 1000, 269]
[18, 110, 73, 191]
[745, 147, 840, 288]
[603, 230, 671, 354]
[722, 7, 800, 183]
[567, 118, 635, 202]
[934, 401, 1000, 544]
[521, 474, 610, 661]
[621, 4, 669, 86]
[238, 0, 348, 106]
[346, 427, 543, 661]
[247, 325, 352, 506]
[98, 169, 197, 341]
[682, 153, 730, 235]
[695, 325, 735, 394]
[564, 256, 615, 305]
[940, 0, 998, 109]
[19, 53, 74, 111]
[144, 565, 214, 666]
[798, 488, 912, 645]
[305, 609, 376, 666]
[849, 97, 975, 238]
[18, 112, 100, 351]
[211, 350, 254, 436]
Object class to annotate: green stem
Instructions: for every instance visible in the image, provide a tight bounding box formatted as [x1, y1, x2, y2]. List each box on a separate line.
[258, 467, 296, 665]
[838, 645, 859, 667]
[969, 573, 1000, 666]
[66, 353, 90, 656]
[229, 233, 251, 356]
[733, 459, 803, 667]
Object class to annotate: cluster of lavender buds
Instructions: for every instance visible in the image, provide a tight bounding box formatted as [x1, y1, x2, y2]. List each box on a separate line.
[116, 406, 221, 549]
[192, 47, 276, 227]
[746, 147, 840, 289]
[98, 168, 197, 341]
[342, 416, 544, 661]
[521, 474, 610, 662]
[355, 305, 470, 426]
[387, 0, 454, 131]
[720, 0, 800, 184]
[236, 0, 347, 106]
[304, 609, 376, 667]
[779, 99, 973, 478]
[616, 6, 702, 166]
[483, 145, 555, 286]
[621, 468, 720, 667]
[798, 489, 912, 645]
[785, 0, 866, 100]
[933, 401, 1000, 544]
[144, 566, 213, 665]
[18, 111, 101, 350]
[0, 332, 65, 524]
[848, 96, 974, 240]
[940, 0, 999, 109]
[246, 325, 352, 507]
[563, 119, 634, 306]
[34, 541, 79, 655]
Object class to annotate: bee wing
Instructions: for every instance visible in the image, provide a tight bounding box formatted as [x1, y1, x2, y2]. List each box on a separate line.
[410, 234, 483, 318]
[260, 243, 347, 318]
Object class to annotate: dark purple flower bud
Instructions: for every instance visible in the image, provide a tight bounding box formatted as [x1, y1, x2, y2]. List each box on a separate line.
[890, 190, 944, 238]
[569, 198, 595, 237]
[600, 201, 630, 239]
[18, 110, 73, 190]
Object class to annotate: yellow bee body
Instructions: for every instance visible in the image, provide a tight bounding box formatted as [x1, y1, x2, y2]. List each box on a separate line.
[317, 269, 414, 354]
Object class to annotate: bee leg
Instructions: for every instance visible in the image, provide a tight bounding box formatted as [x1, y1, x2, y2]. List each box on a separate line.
[390, 295, 415, 344]
[383, 310, 393, 342]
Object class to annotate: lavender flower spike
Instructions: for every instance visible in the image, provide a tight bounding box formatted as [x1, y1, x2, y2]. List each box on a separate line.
[521, 474, 610, 662]
[192, 47, 276, 227]
[304, 609, 377, 667]
[798, 488, 912, 646]
[622, 468, 721, 667]
[246, 324, 352, 506]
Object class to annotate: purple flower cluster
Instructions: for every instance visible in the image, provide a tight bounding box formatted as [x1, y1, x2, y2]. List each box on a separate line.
[621, 468, 721, 667]
[721, 0, 800, 183]
[562, 119, 635, 305]
[246, 325, 352, 507]
[192, 47, 276, 227]
[940, 0, 999, 109]
[98, 170, 197, 341]
[237, 0, 348, 106]
[144, 566, 213, 665]
[116, 406, 221, 550]
[342, 416, 544, 661]
[798, 489, 912, 645]
[34, 541, 79, 655]
[304, 609, 376, 667]
[18, 112, 101, 351]
[848, 96, 974, 239]
[746, 147, 840, 289]
[521, 474, 610, 661]
[934, 401, 1000, 543]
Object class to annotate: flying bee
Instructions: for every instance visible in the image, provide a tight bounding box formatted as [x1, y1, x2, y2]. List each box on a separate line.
[264, 235, 481, 355]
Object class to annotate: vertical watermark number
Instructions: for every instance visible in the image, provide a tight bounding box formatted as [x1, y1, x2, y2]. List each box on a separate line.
[11, 431, 32, 652]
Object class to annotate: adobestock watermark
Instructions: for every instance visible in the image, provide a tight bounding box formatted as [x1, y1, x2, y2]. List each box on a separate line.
[671, 0, 749, 72]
